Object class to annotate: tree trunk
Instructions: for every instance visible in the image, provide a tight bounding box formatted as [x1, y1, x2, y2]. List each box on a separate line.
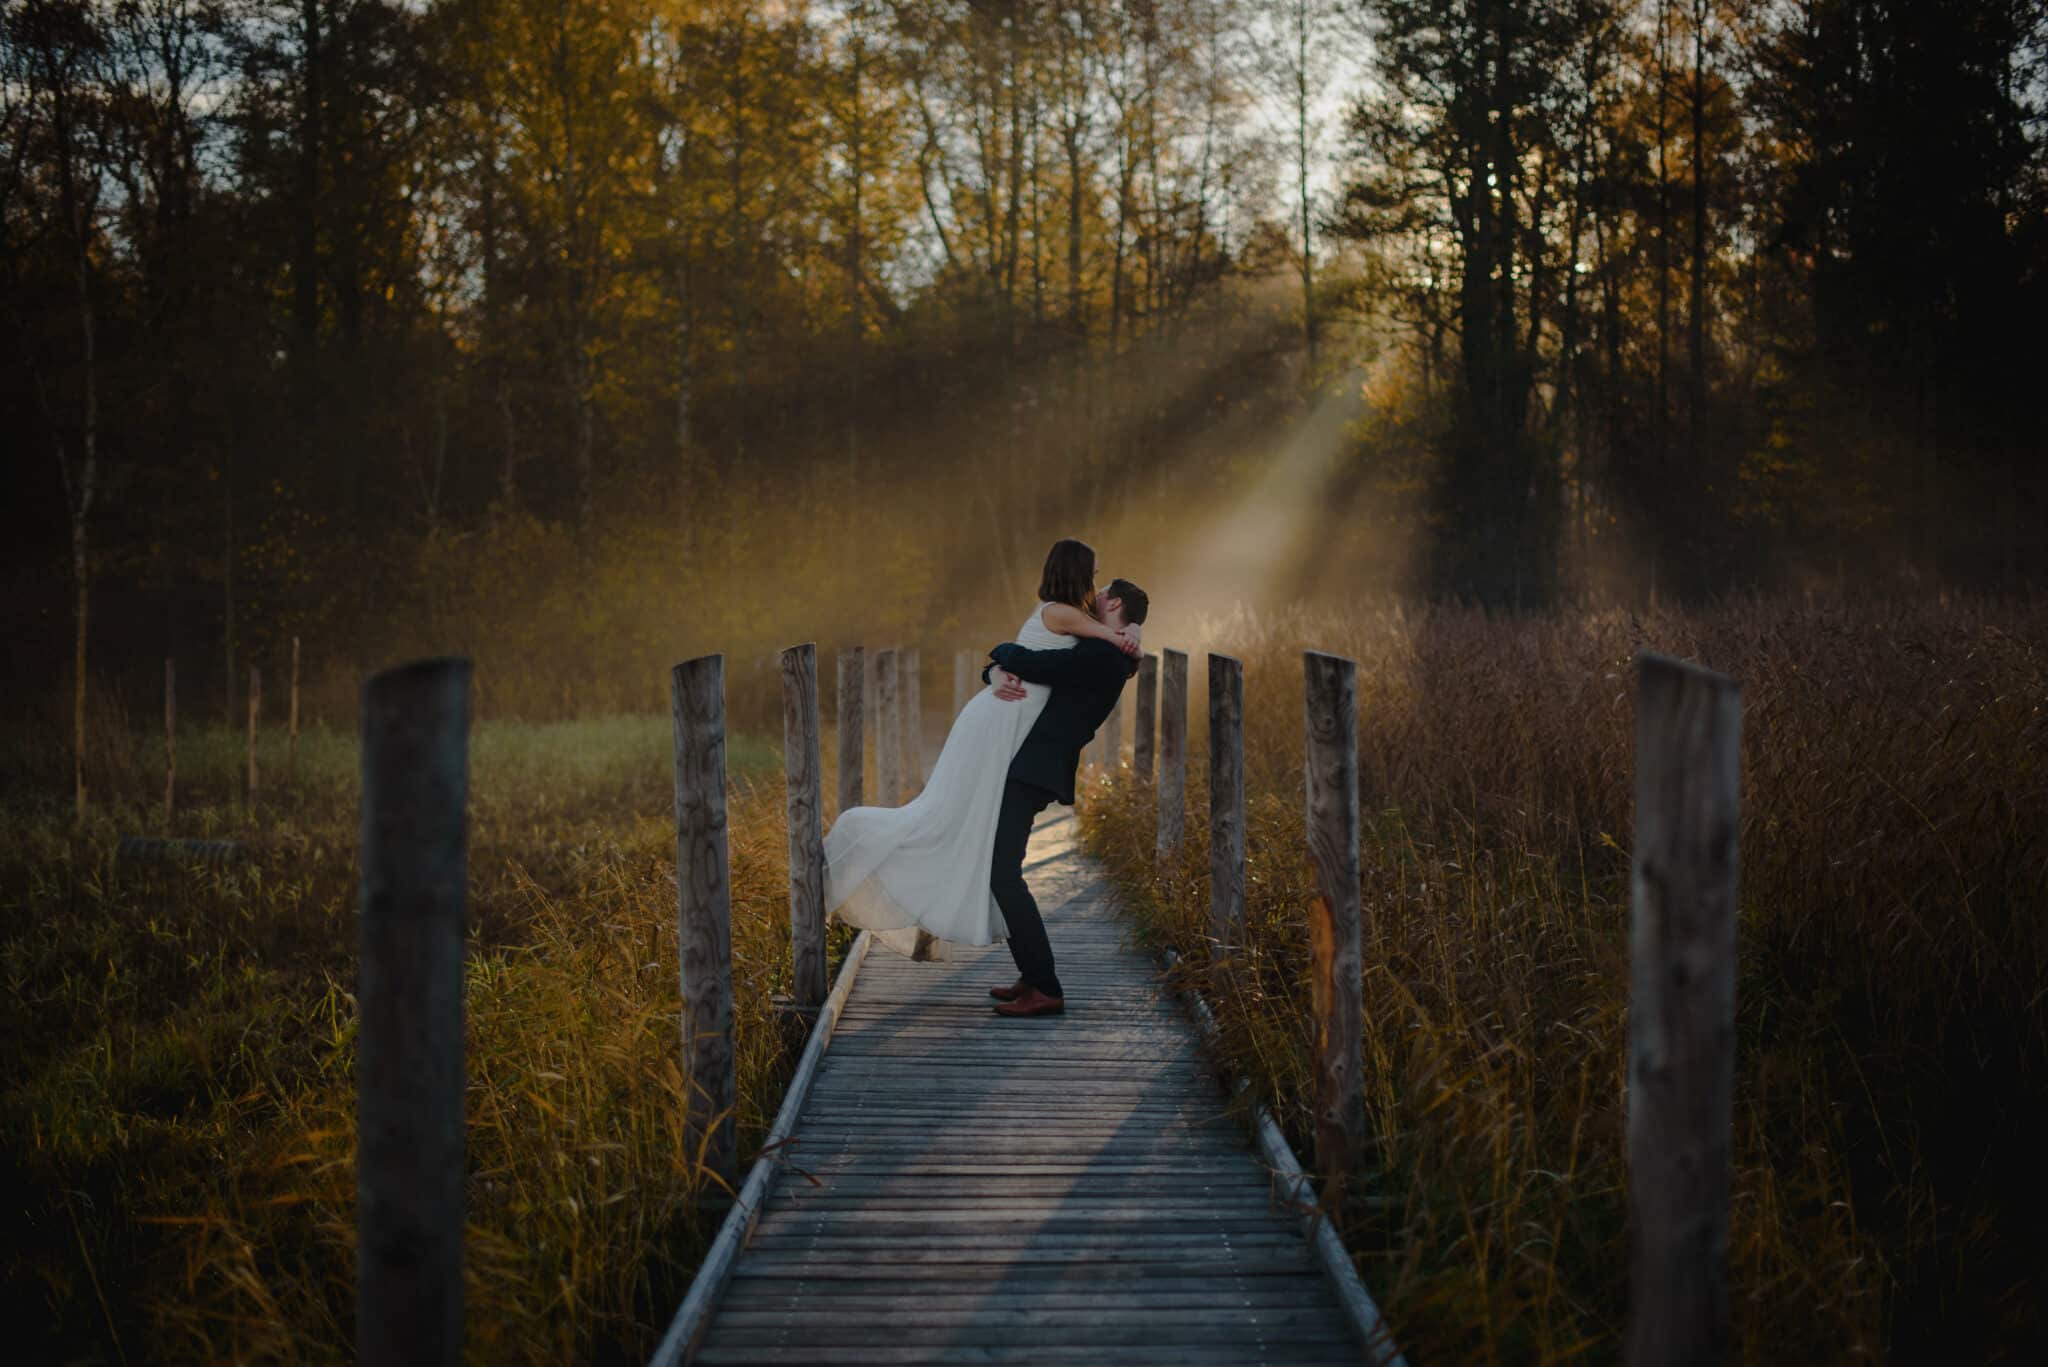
[71, 511, 89, 820]
[1688, 0, 1709, 473]
[70, 232, 98, 822]
[845, 21, 865, 468]
[295, 0, 322, 443]
[1654, 0, 1673, 474]
[1295, 2, 1315, 373]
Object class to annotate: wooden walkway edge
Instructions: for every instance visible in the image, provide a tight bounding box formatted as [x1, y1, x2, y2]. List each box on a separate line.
[655, 809, 1402, 1366]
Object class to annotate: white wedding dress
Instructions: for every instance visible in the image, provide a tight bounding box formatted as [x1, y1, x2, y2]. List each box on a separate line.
[824, 603, 1073, 959]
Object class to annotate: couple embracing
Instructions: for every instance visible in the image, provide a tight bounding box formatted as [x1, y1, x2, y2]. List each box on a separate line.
[821, 539, 1150, 1018]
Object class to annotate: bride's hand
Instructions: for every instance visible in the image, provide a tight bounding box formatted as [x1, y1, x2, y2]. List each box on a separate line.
[1113, 624, 1142, 657]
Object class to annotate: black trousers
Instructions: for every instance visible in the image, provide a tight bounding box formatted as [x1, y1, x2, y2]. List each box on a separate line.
[991, 778, 1064, 999]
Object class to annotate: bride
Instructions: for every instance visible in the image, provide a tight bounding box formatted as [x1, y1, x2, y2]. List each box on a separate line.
[823, 539, 1139, 959]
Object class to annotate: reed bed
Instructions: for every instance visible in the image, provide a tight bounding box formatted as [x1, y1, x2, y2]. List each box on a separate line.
[0, 712, 830, 1364]
[1080, 593, 2047, 1363]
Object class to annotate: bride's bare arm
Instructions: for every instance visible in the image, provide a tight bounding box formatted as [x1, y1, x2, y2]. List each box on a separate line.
[1042, 602, 1141, 657]
[1040, 601, 1116, 642]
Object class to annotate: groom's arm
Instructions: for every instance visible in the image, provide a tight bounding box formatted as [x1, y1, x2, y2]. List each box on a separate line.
[989, 639, 1134, 687]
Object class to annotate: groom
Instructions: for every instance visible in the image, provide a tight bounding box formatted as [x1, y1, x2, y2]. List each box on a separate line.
[980, 577, 1151, 1018]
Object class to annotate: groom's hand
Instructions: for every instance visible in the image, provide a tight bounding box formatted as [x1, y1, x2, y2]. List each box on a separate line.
[992, 670, 1028, 702]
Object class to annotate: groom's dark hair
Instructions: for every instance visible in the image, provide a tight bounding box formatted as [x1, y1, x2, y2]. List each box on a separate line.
[1104, 578, 1149, 625]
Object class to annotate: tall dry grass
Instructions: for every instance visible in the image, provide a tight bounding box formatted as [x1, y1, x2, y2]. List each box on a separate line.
[0, 712, 838, 1363]
[1080, 593, 2047, 1363]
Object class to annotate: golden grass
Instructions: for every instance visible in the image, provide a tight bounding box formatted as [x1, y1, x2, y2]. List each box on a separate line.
[1079, 593, 2047, 1363]
[1, 713, 840, 1364]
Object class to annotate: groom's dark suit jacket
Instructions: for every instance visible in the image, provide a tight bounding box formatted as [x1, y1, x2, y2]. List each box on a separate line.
[984, 638, 1139, 805]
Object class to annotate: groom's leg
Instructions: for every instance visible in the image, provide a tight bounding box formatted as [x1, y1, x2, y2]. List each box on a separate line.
[991, 779, 1064, 999]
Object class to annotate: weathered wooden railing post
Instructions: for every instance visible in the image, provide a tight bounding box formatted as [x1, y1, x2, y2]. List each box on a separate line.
[288, 635, 301, 780]
[1135, 652, 1158, 782]
[874, 649, 899, 807]
[358, 657, 471, 1367]
[782, 644, 827, 1009]
[164, 657, 176, 822]
[900, 647, 922, 794]
[672, 654, 737, 1192]
[836, 646, 863, 816]
[246, 666, 261, 810]
[863, 648, 879, 786]
[1157, 648, 1188, 856]
[1304, 650, 1364, 1193]
[1626, 652, 1741, 1367]
[954, 649, 973, 717]
[1208, 653, 1245, 950]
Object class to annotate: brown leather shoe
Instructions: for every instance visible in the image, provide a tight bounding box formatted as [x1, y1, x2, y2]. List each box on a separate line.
[989, 977, 1030, 1002]
[992, 987, 1065, 1018]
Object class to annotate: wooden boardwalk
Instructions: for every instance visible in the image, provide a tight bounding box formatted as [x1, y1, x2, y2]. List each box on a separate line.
[694, 808, 1365, 1365]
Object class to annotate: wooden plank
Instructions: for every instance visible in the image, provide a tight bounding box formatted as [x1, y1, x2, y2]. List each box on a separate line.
[1134, 651, 1158, 781]
[874, 648, 899, 806]
[706, 1320, 1352, 1348]
[1103, 689, 1122, 769]
[1304, 650, 1364, 1190]
[781, 643, 827, 1008]
[698, 1347, 1362, 1367]
[1157, 648, 1188, 855]
[356, 658, 470, 1367]
[1626, 652, 1742, 1367]
[776, 1163, 1254, 1180]
[1208, 651, 1245, 949]
[748, 1224, 1306, 1245]
[835, 647, 863, 816]
[773, 1179, 1271, 1198]
[672, 654, 736, 1189]
[731, 1247, 1319, 1273]
[720, 1281, 1325, 1307]
[900, 646, 922, 795]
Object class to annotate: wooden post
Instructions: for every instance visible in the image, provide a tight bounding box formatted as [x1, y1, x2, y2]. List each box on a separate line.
[1134, 652, 1159, 782]
[954, 649, 973, 717]
[836, 647, 863, 816]
[164, 657, 176, 822]
[864, 648, 879, 797]
[781, 644, 827, 1009]
[246, 666, 261, 809]
[1626, 652, 1741, 1367]
[900, 647, 922, 795]
[874, 649, 899, 807]
[357, 657, 470, 1367]
[1208, 653, 1245, 949]
[1156, 649, 1188, 856]
[288, 635, 301, 779]
[1304, 650, 1364, 1191]
[671, 655, 737, 1191]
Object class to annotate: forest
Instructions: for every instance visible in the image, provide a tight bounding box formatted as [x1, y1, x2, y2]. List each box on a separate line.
[5, 0, 2043, 737]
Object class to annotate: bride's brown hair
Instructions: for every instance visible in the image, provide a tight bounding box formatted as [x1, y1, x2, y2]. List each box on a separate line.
[1037, 538, 1097, 612]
